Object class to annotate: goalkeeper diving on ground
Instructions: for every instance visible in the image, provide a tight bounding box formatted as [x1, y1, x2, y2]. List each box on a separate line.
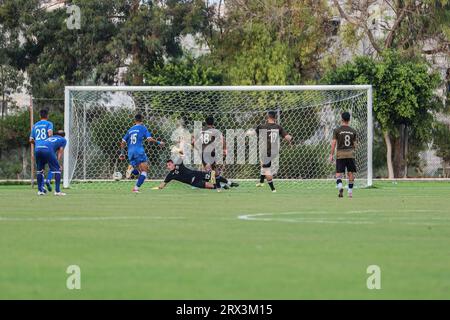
[153, 159, 239, 191]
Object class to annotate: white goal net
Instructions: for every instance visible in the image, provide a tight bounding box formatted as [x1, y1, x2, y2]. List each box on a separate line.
[64, 85, 373, 189]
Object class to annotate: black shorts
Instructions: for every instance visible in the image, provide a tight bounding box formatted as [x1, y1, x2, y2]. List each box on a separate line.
[261, 161, 272, 169]
[191, 172, 211, 188]
[202, 151, 217, 167]
[191, 178, 206, 189]
[336, 158, 357, 173]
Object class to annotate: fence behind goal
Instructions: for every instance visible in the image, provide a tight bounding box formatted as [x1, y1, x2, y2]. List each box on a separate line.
[63, 85, 373, 189]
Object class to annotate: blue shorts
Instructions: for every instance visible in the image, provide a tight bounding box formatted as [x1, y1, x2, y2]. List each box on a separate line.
[128, 152, 148, 167]
[35, 148, 60, 172]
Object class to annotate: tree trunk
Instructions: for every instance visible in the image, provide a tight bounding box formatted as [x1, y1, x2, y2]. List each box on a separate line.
[383, 131, 394, 179]
[403, 126, 408, 178]
[393, 124, 407, 178]
[392, 136, 403, 178]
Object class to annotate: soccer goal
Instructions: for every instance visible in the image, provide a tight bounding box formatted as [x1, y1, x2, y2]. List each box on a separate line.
[63, 85, 373, 189]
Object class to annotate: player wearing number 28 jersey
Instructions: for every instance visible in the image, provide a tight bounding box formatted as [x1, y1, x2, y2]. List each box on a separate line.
[120, 114, 164, 193]
[330, 112, 357, 198]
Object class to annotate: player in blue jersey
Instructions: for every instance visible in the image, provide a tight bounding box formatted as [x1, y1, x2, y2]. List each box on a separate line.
[119, 114, 165, 193]
[29, 109, 54, 193]
[30, 109, 54, 147]
[33, 130, 67, 196]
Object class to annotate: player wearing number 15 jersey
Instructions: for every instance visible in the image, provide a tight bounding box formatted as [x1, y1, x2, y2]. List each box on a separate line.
[120, 114, 164, 193]
[330, 112, 357, 198]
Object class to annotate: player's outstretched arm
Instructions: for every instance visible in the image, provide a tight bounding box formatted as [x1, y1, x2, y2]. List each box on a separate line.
[152, 182, 167, 190]
[147, 137, 165, 146]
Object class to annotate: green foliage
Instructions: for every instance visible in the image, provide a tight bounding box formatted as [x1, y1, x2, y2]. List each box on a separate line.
[144, 55, 223, 85]
[0, 0, 209, 98]
[227, 23, 294, 85]
[0, 110, 32, 150]
[0, 159, 22, 179]
[324, 50, 442, 141]
[202, 0, 333, 84]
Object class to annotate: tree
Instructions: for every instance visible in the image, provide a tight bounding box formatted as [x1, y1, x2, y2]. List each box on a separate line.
[226, 23, 294, 85]
[332, 0, 450, 56]
[144, 54, 223, 85]
[324, 51, 442, 178]
[329, 1, 449, 178]
[200, 0, 335, 84]
[0, 2, 25, 118]
[0, 0, 207, 98]
[0, 64, 23, 119]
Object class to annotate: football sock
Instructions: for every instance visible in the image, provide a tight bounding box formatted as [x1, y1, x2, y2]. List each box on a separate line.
[37, 171, 45, 192]
[268, 180, 275, 191]
[259, 175, 265, 183]
[54, 172, 61, 193]
[131, 169, 139, 176]
[336, 178, 343, 190]
[46, 171, 53, 183]
[348, 182, 354, 193]
[136, 171, 147, 187]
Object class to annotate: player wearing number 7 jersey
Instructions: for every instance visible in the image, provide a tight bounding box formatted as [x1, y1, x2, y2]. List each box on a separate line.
[120, 114, 165, 193]
[254, 111, 292, 193]
[330, 112, 357, 198]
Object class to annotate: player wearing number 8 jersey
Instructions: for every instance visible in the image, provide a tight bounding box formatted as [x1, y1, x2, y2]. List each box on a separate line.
[330, 112, 357, 198]
[120, 114, 165, 193]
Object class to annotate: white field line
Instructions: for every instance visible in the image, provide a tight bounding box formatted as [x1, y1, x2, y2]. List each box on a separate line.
[0, 216, 186, 222]
[237, 210, 450, 225]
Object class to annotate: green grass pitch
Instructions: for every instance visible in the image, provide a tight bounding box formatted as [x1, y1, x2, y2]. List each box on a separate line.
[0, 181, 449, 299]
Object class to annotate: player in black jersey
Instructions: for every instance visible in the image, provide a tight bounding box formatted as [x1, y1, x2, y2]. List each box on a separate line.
[252, 111, 292, 192]
[330, 112, 357, 198]
[196, 116, 238, 189]
[154, 159, 237, 190]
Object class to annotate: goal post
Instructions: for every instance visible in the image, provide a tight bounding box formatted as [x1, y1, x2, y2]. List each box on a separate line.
[63, 85, 373, 189]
